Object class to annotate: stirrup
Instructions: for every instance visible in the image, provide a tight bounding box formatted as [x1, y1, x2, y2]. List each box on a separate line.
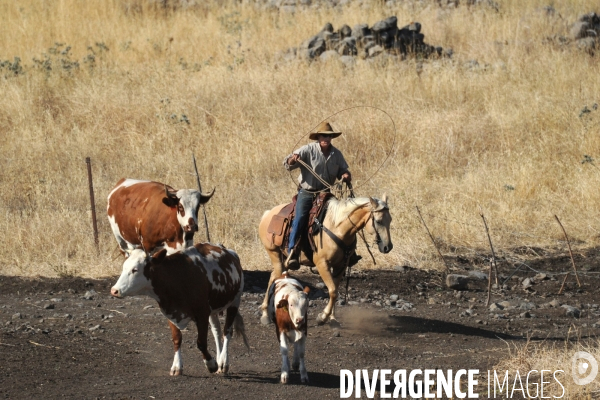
[285, 251, 300, 271]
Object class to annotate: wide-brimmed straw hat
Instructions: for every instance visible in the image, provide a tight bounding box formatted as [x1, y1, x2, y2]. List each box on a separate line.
[309, 121, 342, 140]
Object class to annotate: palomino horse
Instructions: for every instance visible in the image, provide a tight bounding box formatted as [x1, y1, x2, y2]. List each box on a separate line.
[259, 195, 393, 325]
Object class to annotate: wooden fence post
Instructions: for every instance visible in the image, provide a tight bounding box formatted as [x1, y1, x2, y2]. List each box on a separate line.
[86, 157, 99, 251]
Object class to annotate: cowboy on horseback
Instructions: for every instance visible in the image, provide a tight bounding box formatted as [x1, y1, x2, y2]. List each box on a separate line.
[283, 121, 351, 270]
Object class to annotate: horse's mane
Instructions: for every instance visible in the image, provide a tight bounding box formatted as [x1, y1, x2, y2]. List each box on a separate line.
[325, 197, 371, 228]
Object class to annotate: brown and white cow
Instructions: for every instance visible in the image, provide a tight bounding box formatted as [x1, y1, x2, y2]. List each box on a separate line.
[107, 178, 214, 256]
[110, 243, 249, 375]
[267, 272, 310, 384]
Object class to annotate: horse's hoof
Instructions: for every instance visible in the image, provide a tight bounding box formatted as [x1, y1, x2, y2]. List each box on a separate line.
[316, 313, 329, 325]
[170, 368, 183, 376]
[260, 314, 271, 326]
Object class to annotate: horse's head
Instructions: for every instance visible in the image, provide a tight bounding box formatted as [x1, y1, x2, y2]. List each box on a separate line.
[365, 194, 393, 254]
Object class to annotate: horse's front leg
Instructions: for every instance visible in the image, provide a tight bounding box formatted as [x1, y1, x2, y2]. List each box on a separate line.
[260, 250, 284, 325]
[316, 261, 339, 325]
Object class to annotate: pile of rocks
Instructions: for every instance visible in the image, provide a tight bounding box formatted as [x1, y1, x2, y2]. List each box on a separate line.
[281, 16, 450, 64]
[570, 12, 600, 54]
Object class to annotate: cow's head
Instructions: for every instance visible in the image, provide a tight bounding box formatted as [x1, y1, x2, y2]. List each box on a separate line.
[163, 186, 215, 235]
[110, 249, 167, 298]
[277, 286, 310, 329]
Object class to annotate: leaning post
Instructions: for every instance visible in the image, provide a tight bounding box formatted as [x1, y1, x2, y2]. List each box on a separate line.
[85, 157, 99, 252]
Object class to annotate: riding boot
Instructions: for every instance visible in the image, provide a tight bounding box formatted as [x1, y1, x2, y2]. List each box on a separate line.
[285, 249, 300, 271]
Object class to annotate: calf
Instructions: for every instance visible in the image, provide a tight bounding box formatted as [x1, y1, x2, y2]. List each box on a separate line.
[107, 178, 214, 256]
[110, 243, 249, 375]
[267, 272, 310, 384]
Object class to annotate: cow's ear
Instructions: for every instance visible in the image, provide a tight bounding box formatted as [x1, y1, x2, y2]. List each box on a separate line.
[276, 299, 288, 309]
[162, 196, 178, 207]
[303, 286, 311, 294]
[152, 249, 168, 263]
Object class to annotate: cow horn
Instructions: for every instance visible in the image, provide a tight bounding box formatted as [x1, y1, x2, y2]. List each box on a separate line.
[200, 187, 216, 203]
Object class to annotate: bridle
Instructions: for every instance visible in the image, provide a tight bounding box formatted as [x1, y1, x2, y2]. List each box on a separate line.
[367, 210, 384, 247]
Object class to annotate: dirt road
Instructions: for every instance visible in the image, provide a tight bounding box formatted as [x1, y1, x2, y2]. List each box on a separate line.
[0, 264, 598, 399]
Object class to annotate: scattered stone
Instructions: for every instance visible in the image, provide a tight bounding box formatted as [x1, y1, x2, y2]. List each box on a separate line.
[396, 301, 413, 311]
[143, 305, 154, 310]
[83, 290, 97, 300]
[548, 299, 561, 308]
[390, 294, 399, 302]
[315, 282, 325, 290]
[11, 313, 21, 320]
[50, 298, 63, 303]
[522, 278, 533, 288]
[460, 309, 475, 317]
[43, 303, 54, 310]
[468, 270, 488, 281]
[520, 311, 531, 318]
[89, 325, 101, 331]
[534, 273, 548, 281]
[498, 301, 513, 309]
[427, 298, 436, 305]
[332, 330, 341, 337]
[520, 302, 536, 310]
[446, 274, 469, 290]
[489, 303, 503, 311]
[562, 305, 581, 318]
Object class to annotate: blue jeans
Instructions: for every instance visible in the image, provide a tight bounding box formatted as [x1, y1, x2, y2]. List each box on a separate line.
[288, 189, 315, 253]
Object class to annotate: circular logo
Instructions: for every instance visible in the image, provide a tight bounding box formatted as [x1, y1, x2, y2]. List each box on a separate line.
[572, 351, 598, 385]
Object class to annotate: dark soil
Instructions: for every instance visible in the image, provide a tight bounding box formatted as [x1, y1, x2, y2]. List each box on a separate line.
[0, 261, 599, 399]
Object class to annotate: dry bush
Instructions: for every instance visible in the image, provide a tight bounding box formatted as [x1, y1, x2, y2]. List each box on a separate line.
[1, 0, 600, 277]
[494, 335, 600, 399]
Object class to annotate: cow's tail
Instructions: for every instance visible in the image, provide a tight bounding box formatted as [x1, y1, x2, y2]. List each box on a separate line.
[234, 313, 250, 350]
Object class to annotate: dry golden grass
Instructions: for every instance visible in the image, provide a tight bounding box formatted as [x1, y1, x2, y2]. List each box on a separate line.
[494, 335, 600, 399]
[1, 0, 600, 277]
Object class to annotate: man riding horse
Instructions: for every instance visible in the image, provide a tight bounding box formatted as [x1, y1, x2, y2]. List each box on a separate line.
[283, 121, 352, 270]
[259, 121, 393, 326]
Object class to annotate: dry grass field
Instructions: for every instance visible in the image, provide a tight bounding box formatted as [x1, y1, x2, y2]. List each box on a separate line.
[1, 0, 600, 278]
